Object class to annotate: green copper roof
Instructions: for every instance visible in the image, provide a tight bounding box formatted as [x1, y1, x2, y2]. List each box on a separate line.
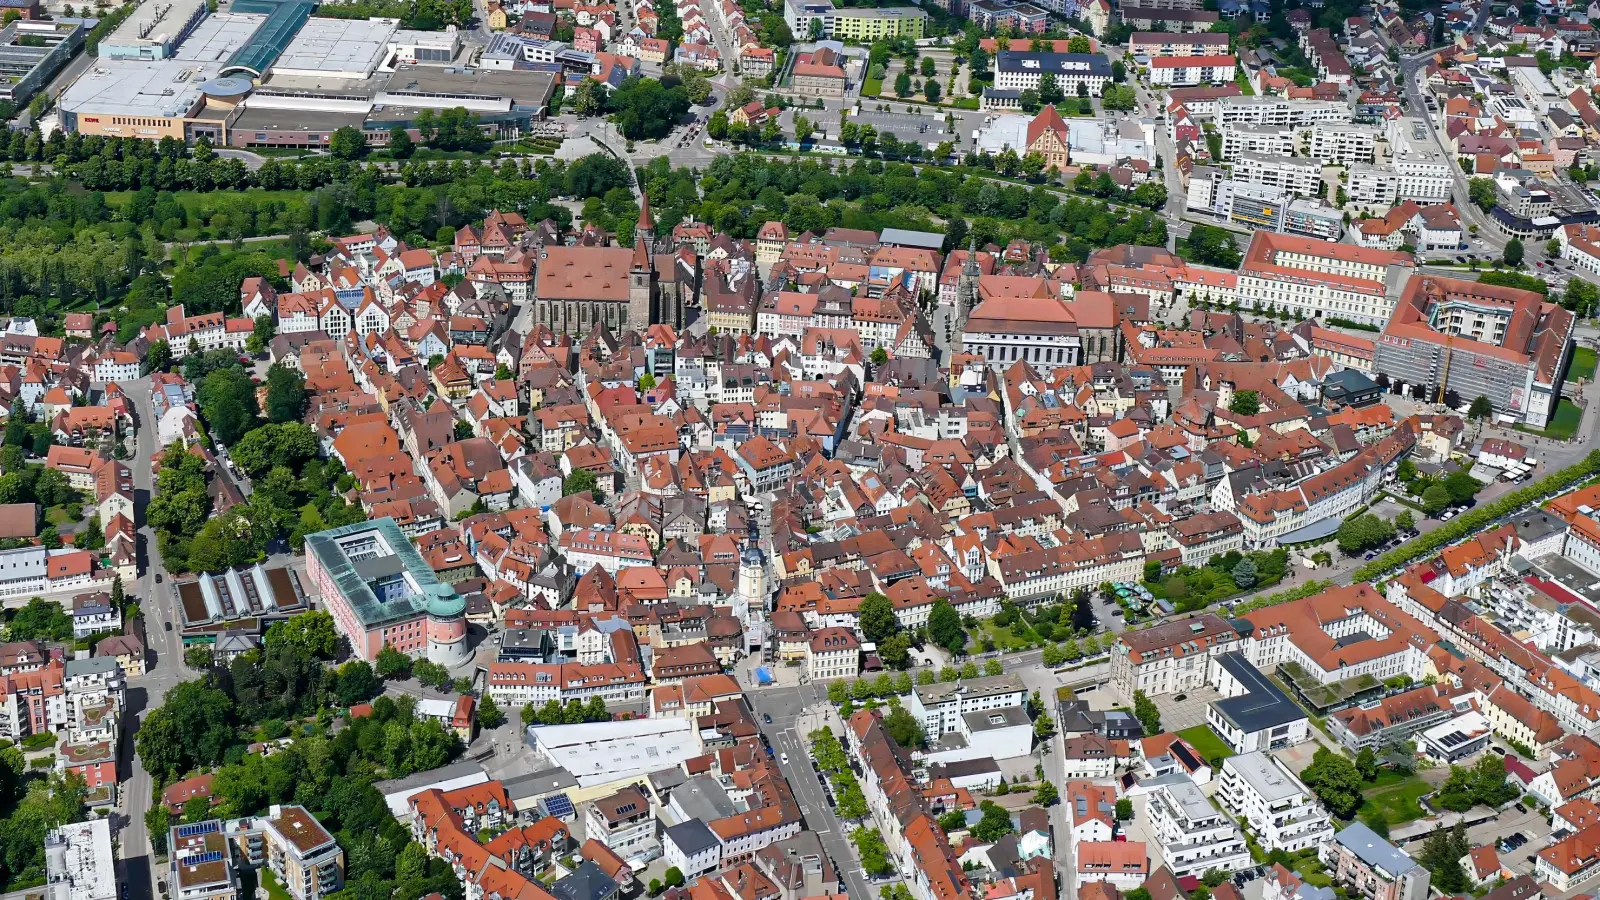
[304, 517, 461, 630]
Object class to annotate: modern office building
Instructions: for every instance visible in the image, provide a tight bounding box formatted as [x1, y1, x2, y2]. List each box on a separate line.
[0, 19, 88, 106]
[909, 673, 1027, 734]
[1217, 752, 1334, 853]
[1374, 275, 1574, 426]
[1232, 153, 1323, 197]
[1206, 653, 1310, 752]
[304, 517, 469, 666]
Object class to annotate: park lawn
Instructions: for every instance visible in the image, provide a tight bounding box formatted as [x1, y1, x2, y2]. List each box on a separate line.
[1519, 399, 1583, 440]
[1176, 725, 1235, 764]
[967, 618, 1040, 653]
[1362, 769, 1432, 826]
[44, 505, 73, 526]
[1572, 346, 1598, 383]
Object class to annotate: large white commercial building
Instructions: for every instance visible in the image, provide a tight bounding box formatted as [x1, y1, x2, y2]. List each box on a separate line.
[1146, 775, 1253, 878]
[1217, 752, 1334, 853]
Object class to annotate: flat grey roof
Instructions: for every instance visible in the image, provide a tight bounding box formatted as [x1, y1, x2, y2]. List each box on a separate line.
[669, 775, 735, 823]
[232, 106, 369, 132]
[272, 16, 397, 76]
[914, 673, 1025, 705]
[60, 60, 222, 118]
[963, 706, 1031, 731]
[374, 760, 486, 796]
[172, 13, 266, 62]
[1224, 750, 1310, 803]
[104, 0, 205, 50]
[879, 228, 944, 250]
[378, 65, 556, 106]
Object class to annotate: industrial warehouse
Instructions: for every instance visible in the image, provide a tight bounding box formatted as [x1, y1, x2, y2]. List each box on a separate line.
[57, 0, 556, 148]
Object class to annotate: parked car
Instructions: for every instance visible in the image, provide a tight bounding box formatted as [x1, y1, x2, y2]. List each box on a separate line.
[763, 713, 772, 723]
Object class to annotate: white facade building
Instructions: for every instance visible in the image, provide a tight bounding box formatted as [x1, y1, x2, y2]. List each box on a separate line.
[1146, 775, 1253, 879]
[1233, 153, 1323, 196]
[1217, 752, 1335, 853]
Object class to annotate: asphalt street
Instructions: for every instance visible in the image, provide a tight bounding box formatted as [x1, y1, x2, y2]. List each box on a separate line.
[744, 680, 875, 900]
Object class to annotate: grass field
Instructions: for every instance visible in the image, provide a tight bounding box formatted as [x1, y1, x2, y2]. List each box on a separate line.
[1361, 769, 1433, 826]
[1176, 725, 1235, 764]
[1519, 398, 1583, 440]
[968, 618, 1040, 653]
[1572, 346, 1598, 383]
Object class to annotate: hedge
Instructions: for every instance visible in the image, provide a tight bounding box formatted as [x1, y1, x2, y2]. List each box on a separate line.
[1352, 448, 1600, 583]
[1231, 579, 1335, 615]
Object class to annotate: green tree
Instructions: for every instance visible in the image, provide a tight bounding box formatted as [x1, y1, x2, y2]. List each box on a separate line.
[1504, 238, 1524, 268]
[983, 659, 1004, 677]
[895, 69, 913, 97]
[1443, 471, 1481, 505]
[1230, 390, 1260, 416]
[1469, 177, 1498, 211]
[921, 56, 936, 77]
[927, 599, 965, 654]
[883, 704, 926, 749]
[1468, 396, 1494, 419]
[1068, 35, 1091, 52]
[971, 801, 1014, 842]
[1115, 798, 1133, 820]
[266, 610, 340, 659]
[1395, 510, 1415, 532]
[198, 366, 261, 445]
[1422, 483, 1452, 516]
[664, 868, 685, 889]
[245, 315, 275, 355]
[265, 364, 309, 424]
[1133, 690, 1161, 735]
[1232, 557, 1257, 589]
[1300, 747, 1364, 818]
[329, 126, 367, 160]
[1033, 781, 1058, 805]
[388, 126, 415, 158]
[859, 592, 898, 643]
[8, 598, 71, 640]
[563, 469, 602, 499]
[1355, 746, 1379, 781]
[879, 632, 912, 670]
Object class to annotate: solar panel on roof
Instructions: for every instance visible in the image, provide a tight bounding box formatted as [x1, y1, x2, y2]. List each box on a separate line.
[176, 821, 218, 838]
[542, 793, 574, 817]
[190, 851, 225, 865]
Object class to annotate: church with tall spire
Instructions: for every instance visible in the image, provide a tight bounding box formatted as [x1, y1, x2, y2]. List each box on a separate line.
[627, 192, 657, 332]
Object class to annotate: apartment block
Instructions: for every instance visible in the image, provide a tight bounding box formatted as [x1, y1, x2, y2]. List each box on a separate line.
[1146, 775, 1252, 878]
[1217, 752, 1334, 853]
[1232, 153, 1323, 196]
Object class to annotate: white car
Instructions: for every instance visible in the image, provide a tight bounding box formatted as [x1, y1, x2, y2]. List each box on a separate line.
[780, 752, 789, 764]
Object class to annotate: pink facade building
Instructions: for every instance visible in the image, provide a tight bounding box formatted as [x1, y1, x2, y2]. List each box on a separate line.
[304, 518, 470, 667]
